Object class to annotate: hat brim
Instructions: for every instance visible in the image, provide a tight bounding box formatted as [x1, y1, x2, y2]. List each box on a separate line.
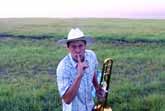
[57, 36, 95, 46]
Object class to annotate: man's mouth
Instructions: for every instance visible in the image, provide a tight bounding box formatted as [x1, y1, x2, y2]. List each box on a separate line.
[75, 54, 84, 62]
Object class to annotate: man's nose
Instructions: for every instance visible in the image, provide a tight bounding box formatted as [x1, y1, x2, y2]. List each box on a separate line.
[75, 47, 81, 53]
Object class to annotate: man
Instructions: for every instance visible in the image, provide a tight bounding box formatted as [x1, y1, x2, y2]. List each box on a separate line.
[56, 28, 105, 111]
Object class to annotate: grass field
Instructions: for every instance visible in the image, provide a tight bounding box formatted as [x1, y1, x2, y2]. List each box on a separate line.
[0, 18, 165, 111]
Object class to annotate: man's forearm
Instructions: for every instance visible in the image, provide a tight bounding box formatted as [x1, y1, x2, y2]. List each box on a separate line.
[62, 74, 82, 104]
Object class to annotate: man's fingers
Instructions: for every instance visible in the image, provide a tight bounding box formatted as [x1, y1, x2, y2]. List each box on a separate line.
[77, 55, 81, 63]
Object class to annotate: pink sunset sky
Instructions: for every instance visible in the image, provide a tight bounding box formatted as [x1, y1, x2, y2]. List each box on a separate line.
[0, 0, 165, 19]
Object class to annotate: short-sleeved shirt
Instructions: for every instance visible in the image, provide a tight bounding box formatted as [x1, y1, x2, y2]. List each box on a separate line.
[56, 50, 98, 111]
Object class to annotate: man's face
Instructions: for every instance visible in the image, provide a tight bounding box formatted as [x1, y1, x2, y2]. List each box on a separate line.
[67, 40, 86, 62]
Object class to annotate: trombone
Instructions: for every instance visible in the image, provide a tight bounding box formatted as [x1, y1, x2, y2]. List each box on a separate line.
[93, 58, 113, 111]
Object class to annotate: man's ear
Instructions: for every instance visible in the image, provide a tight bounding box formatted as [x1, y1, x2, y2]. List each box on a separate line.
[66, 46, 70, 52]
[66, 46, 69, 50]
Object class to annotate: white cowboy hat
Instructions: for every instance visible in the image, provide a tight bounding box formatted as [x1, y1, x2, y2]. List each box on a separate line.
[57, 28, 94, 46]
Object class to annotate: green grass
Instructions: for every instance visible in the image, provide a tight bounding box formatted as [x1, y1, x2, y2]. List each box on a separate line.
[0, 74, 61, 111]
[0, 18, 165, 111]
[1, 18, 165, 41]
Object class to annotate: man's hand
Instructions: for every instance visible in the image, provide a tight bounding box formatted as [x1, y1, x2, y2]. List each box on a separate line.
[77, 55, 88, 77]
[96, 86, 106, 102]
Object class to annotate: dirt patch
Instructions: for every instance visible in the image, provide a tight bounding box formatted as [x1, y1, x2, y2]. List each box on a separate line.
[0, 33, 165, 45]
[0, 33, 54, 40]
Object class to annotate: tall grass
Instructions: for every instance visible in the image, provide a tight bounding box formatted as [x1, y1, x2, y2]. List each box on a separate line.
[0, 74, 61, 111]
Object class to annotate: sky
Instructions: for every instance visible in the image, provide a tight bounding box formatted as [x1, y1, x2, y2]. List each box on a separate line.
[0, 0, 165, 19]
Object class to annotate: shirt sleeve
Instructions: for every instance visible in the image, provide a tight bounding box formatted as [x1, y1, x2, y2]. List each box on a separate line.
[90, 50, 99, 71]
[56, 60, 72, 97]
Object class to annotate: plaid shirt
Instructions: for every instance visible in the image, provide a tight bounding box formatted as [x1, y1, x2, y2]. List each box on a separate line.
[56, 50, 98, 111]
